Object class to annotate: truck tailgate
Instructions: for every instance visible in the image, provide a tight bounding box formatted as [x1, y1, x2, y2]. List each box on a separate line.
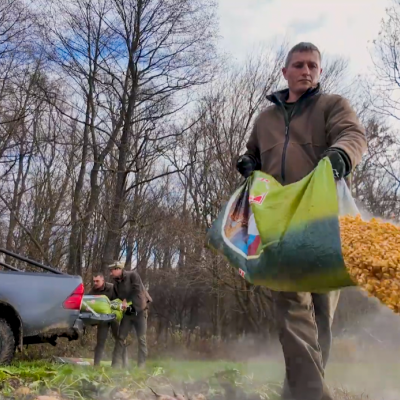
[0, 271, 83, 337]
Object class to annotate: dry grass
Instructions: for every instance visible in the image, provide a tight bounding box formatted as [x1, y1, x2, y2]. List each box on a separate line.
[333, 388, 372, 399]
[0, 361, 385, 400]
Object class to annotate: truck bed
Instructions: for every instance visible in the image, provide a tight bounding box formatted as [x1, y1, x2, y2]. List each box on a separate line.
[0, 270, 83, 340]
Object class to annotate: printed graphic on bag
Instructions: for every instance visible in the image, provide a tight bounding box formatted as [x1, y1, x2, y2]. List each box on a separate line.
[81, 295, 112, 314]
[81, 295, 125, 322]
[222, 183, 263, 260]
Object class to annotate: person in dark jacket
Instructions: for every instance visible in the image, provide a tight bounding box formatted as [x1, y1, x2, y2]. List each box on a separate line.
[109, 261, 152, 368]
[88, 273, 126, 366]
[236, 42, 367, 400]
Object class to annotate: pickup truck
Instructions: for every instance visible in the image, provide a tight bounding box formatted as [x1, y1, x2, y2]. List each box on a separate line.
[0, 248, 115, 364]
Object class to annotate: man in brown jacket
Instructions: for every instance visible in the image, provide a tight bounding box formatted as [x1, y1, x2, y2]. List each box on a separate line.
[109, 261, 152, 368]
[88, 273, 126, 366]
[236, 43, 367, 400]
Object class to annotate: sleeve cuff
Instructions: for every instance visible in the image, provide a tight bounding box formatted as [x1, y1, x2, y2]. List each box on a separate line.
[330, 147, 352, 176]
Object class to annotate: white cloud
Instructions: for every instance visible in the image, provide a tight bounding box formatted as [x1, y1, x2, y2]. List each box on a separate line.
[218, 0, 390, 74]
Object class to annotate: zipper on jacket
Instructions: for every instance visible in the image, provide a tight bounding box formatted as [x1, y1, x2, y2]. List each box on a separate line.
[281, 124, 290, 182]
[279, 101, 300, 183]
[270, 87, 317, 183]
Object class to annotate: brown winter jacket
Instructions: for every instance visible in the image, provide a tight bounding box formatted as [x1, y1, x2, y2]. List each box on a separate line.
[112, 270, 152, 313]
[245, 84, 367, 185]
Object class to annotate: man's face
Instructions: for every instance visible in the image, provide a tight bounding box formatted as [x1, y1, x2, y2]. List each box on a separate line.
[282, 51, 322, 96]
[93, 275, 104, 289]
[110, 268, 122, 279]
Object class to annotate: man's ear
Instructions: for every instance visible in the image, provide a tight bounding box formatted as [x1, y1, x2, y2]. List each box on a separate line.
[282, 67, 288, 80]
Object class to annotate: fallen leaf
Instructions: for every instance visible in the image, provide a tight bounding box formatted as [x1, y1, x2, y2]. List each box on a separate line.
[35, 396, 59, 400]
[148, 387, 176, 400]
[14, 387, 31, 397]
[134, 389, 148, 400]
[43, 392, 58, 397]
[113, 391, 131, 400]
[172, 391, 185, 400]
[192, 395, 207, 400]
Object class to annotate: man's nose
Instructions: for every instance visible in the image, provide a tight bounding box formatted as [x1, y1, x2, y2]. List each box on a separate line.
[302, 65, 311, 75]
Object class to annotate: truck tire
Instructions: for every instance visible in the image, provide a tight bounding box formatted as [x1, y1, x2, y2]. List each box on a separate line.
[0, 319, 15, 364]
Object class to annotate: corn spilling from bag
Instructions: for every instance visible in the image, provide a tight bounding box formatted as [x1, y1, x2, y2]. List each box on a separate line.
[340, 215, 400, 313]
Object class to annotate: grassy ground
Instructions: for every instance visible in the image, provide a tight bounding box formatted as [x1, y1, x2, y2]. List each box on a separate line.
[0, 359, 395, 399]
[152, 359, 399, 399]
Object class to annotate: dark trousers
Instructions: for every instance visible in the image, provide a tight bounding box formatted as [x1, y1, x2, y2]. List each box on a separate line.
[94, 320, 127, 366]
[112, 310, 148, 367]
[273, 290, 340, 400]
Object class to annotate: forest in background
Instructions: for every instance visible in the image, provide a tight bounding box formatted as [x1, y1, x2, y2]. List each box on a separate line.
[2, 0, 400, 348]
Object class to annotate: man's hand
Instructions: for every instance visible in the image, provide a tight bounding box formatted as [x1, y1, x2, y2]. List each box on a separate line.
[121, 299, 128, 311]
[236, 155, 257, 178]
[323, 148, 351, 179]
[125, 305, 136, 315]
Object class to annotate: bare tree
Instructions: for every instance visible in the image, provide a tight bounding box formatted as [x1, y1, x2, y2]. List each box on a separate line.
[367, 0, 400, 120]
[99, 0, 218, 268]
[0, 0, 32, 59]
[0, 0, 395, 349]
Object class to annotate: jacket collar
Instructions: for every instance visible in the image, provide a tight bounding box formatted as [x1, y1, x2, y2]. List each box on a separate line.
[115, 270, 126, 282]
[267, 83, 320, 105]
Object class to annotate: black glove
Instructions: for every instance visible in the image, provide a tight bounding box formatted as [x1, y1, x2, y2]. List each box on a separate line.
[236, 155, 258, 178]
[125, 305, 137, 316]
[323, 148, 351, 179]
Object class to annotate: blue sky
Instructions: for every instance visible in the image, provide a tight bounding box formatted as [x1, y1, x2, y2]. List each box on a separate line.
[218, 0, 390, 75]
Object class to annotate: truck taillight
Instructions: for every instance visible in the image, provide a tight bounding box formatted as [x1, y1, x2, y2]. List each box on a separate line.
[63, 283, 84, 310]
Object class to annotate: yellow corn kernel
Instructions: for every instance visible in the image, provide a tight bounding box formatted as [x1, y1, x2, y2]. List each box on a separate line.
[340, 215, 400, 314]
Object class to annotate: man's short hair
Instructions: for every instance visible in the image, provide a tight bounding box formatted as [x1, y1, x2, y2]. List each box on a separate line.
[93, 272, 104, 278]
[285, 42, 321, 68]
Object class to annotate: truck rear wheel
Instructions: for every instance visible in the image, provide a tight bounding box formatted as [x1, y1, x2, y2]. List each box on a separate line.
[0, 319, 15, 364]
